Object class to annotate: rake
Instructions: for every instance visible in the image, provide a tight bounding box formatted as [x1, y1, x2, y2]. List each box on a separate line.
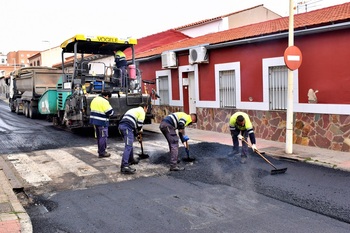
[241, 138, 287, 175]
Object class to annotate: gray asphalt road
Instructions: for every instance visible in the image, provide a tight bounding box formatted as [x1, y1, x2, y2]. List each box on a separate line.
[1, 99, 349, 233]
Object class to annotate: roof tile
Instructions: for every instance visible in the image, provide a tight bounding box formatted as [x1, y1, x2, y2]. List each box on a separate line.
[136, 2, 350, 59]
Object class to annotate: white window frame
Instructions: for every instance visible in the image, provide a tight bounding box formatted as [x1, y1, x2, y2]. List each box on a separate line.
[194, 62, 241, 108]
[155, 69, 182, 106]
[263, 57, 350, 115]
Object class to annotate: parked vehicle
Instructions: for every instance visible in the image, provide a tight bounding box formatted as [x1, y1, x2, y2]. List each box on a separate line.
[38, 34, 153, 129]
[6, 67, 61, 119]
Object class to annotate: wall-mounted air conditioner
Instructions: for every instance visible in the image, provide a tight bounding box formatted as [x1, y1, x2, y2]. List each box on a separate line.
[189, 46, 209, 64]
[161, 51, 177, 68]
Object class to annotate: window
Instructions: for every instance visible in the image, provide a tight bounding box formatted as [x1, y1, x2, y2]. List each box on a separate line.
[158, 75, 169, 105]
[269, 66, 288, 110]
[219, 70, 236, 108]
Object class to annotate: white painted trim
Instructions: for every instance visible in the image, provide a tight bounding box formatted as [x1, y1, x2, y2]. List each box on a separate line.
[156, 59, 350, 115]
[253, 57, 299, 111]
[198, 62, 241, 108]
[155, 70, 171, 106]
[262, 57, 349, 115]
[295, 104, 350, 115]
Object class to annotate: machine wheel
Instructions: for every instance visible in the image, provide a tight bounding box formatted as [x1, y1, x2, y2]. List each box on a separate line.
[10, 100, 16, 112]
[10, 104, 16, 112]
[15, 103, 22, 115]
[28, 103, 38, 119]
[24, 102, 29, 118]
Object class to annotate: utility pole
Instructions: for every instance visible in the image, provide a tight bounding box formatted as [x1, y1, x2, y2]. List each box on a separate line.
[286, 0, 295, 154]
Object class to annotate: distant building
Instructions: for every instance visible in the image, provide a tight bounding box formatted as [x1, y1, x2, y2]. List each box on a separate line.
[175, 5, 281, 37]
[0, 53, 7, 65]
[7, 50, 40, 67]
[28, 46, 62, 67]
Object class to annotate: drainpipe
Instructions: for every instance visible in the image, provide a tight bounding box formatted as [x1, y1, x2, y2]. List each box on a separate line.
[286, 0, 294, 154]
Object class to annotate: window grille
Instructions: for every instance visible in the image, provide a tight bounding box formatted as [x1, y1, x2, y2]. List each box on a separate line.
[158, 75, 169, 105]
[219, 70, 236, 108]
[269, 66, 288, 110]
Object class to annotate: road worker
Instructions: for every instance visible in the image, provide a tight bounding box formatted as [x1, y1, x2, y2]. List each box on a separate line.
[118, 104, 148, 174]
[114, 50, 128, 88]
[89, 91, 114, 158]
[229, 111, 259, 163]
[159, 112, 197, 171]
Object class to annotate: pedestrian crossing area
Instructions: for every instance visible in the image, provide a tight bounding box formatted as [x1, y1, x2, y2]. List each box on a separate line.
[5, 140, 199, 191]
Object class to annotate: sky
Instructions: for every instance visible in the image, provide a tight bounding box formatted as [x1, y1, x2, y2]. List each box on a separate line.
[1, 0, 349, 54]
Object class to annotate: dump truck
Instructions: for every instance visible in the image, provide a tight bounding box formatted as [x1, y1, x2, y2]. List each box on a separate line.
[7, 67, 61, 118]
[38, 34, 153, 129]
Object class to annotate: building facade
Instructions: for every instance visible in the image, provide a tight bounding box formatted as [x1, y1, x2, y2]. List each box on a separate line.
[135, 3, 350, 152]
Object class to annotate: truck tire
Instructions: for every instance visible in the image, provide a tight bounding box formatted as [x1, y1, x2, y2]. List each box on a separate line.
[15, 104, 22, 115]
[10, 103, 16, 113]
[29, 104, 37, 119]
[24, 102, 29, 118]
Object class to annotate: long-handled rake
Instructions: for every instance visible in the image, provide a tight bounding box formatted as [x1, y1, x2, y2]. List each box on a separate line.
[241, 138, 287, 175]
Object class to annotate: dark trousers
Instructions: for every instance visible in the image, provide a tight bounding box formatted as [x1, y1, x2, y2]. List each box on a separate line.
[118, 123, 135, 167]
[94, 125, 108, 156]
[159, 121, 179, 167]
[231, 129, 248, 156]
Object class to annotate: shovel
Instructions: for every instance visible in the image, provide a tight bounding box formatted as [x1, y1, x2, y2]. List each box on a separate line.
[241, 138, 287, 175]
[137, 132, 149, 159]
[182, 141, 195, 162]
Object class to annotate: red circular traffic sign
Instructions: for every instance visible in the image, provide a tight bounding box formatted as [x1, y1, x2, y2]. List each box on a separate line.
[284, 46, 302, 70]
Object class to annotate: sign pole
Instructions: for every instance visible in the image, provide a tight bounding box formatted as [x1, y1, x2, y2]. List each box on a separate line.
[286, 0, 294, 154]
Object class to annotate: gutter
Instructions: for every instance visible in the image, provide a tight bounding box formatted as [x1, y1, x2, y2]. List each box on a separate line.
[136, 21, 350, 62]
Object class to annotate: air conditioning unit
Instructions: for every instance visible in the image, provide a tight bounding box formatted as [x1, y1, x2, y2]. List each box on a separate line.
[161, 51, 177, 68]
[189, 46, 209, 64]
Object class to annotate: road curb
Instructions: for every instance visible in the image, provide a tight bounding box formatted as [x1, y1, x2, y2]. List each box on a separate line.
[0, 169, 32, 233]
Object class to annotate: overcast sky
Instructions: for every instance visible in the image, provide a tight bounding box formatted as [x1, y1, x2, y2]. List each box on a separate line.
[1, 0, 349, 54]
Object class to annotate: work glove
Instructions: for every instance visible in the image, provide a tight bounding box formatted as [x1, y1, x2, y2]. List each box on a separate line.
[133, 129, 139, 137]
[252, 144, 257, 152]
[183, 135, 190, 142]
[237, 134, 243, 140]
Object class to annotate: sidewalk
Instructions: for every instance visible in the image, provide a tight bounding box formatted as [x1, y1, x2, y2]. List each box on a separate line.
[0, 94, 33, 233]
[0, 169, 32, 233]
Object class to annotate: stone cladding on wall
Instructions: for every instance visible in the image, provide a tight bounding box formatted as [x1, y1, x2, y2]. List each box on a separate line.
[151, 106, 350, 152]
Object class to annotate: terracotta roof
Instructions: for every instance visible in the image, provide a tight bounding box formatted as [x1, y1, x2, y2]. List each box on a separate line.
[135, 2, 350, 59]
[174, 5, 266, 30]
[124, 29, 190, 58]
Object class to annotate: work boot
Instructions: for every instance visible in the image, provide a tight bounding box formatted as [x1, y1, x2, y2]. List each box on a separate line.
[99, 152, 111, 158]
[121, 166, 136, 174]
[129, 158, 140, 165]
[240, 154, 247, 164]
[228, 149, 240, 157]
[169, 165, 185, 171]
